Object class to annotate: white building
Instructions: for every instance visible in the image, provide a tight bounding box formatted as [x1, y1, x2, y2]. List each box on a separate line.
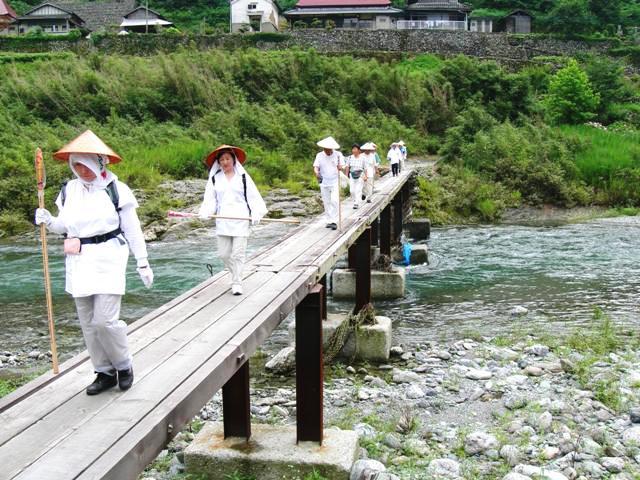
[231, 0, 282, 32]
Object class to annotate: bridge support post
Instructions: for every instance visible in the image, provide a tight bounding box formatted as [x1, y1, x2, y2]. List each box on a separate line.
[393, 191, 403, 245]
[319, 274, 328, 320]
[296, 284, 324, 444]
[380, 205, 391, 256]
[222, 361, 251, 440]
[354, 227, 372, 313]
[371, 219, 379, 247]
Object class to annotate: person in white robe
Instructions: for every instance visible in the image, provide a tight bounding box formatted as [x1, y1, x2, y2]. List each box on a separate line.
[360, 142, 379, 203]
[198, 145, 267, 296]
[34, 130, 153, 395]
[313, 136, 344, 230]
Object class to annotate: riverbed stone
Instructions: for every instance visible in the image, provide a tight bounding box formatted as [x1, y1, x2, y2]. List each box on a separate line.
[464, 431, 498, 455]
[265, 346, 296, 374]
[503, 474, 531, 480]
[332, 268, 405, 299]
[622, 426, 640, 446]
[514, 464, 568, 480]
[465, 368, 493, 380]
[524, 365, 544, 377]
[185, 423, 358, 480]
[500, 445, 521, 466]
[392, 369, 422, 384]
[427, 458, 461, 478]
[601, 457, 625, 473]
[350, 459, 386, 480]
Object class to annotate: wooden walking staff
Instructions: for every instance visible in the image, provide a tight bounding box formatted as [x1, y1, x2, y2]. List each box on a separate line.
[35, 148, 60, 374]
[167, 210, 300, 224]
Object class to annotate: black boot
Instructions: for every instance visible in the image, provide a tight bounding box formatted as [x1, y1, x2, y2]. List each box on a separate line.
[86, 371, 117, 395]
[118, 368, 134, 391]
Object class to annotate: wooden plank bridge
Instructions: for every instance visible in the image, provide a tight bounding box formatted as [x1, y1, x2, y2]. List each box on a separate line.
[0, 167, 414, 480]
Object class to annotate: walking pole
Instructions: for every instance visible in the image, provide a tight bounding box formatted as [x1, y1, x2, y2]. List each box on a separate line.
[338, 165, 342, 231]
[167, 211, 300, 224]
[35, 148, 60, 375]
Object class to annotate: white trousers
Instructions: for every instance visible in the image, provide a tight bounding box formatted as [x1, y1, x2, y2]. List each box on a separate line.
[218, 235, 248, 286]
[320, 184, 339, 224]
[349, 176, 364, 206]
[75, 294, 132, 373]
[363, 169, 375, 199]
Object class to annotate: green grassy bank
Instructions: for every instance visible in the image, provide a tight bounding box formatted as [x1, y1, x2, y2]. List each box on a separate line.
[0, 50, 639, 235]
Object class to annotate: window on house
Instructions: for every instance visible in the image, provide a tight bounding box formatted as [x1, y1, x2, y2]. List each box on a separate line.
[248, 3, 258, 10]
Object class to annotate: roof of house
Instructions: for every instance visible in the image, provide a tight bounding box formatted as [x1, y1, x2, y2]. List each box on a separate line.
[123, 6, 168, 20]
[56, 0, 136, 31]
[0, 0, 16, 18]
[295, 0, 391, 8]
[17, 3, 84, 24]
[405, 0, 471, 12]
[286, 5, 402, 14]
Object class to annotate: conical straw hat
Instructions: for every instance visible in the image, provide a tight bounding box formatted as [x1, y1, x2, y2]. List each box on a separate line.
[317, 136, 340, 150]
[205, 144, 247, 169]
[53, 130, 122, 164]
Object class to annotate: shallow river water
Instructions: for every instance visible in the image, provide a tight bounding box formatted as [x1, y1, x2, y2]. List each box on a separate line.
[1, 216, 639, 360]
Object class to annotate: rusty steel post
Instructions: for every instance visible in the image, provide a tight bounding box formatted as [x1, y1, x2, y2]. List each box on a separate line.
[319, 274, 328, 320]
[296, 284, 324, 444]
[355, 227, 372, 313]
[222, 361, 251, 439]
[380, 205, 391, 256]
[371, 218, 379, 247]
[348, 243, 357, 269]
[393, 191, 403, 245]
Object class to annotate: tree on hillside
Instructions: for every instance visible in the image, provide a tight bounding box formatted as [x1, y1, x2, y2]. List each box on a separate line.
[544, 59, 600, 124]
[589, 0, 622, 28]
[541, 0, 597, 35]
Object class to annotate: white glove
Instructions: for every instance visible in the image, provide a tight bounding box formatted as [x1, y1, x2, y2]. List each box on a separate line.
[251, 216, 261, 227]
[136, 259, 154, 289]
[35, 208, 52, 226]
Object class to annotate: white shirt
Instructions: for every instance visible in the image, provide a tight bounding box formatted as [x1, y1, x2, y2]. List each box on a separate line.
[199, 166, 267, 237]
[387, 148, 402, 165]
[53, 178, 146, 297]
[363, 153, 377, 175]
[313, 151, 343, 187]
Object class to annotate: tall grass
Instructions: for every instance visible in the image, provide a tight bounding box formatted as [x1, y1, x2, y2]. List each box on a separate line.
[559, 125, 640, 205]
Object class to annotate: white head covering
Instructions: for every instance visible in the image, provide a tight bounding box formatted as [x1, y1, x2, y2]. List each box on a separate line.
[69, 153, 115, 189]
[317, 136, 341, 150]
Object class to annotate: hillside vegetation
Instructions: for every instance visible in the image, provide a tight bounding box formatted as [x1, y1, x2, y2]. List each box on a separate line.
[0, 49, 639, 234]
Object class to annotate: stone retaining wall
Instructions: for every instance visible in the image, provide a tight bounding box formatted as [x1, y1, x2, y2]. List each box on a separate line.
[0, 30, 616, 64]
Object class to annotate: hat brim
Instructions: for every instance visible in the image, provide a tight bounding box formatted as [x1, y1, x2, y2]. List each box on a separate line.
[53, 129, 122, 164]
[205, 145, 247, 168]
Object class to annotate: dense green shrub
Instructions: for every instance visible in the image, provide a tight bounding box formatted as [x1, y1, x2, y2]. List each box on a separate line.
[543, 59, 600, 124]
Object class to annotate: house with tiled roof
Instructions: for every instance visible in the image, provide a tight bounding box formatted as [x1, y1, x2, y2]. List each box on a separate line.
[0, 0, 16, 33]
[120, 6, 173, 33]
[9, 3, 85, 35]
[284, 0, 403, 29]
[56, 0, 136, 32]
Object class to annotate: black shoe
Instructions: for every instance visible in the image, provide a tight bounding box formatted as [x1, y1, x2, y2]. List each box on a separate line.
[118, 368, 134, 391]
[361, 195, 366, 201]
[325, 223, 333, 228]
[329, 223, 338, 230]
[86, 371, 117, 395]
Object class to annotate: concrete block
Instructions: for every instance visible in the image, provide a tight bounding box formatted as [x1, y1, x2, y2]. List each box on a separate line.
[287, 314, 349, 350]
[331, 268, 405, 299]
[185, 422, 358, 480]
[405, 218, 431, 240]
[409, 244, 428, 264]
[341, 316, 392, 362]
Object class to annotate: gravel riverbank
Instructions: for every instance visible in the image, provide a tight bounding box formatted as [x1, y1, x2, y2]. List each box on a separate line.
[140, 322, 640, 480]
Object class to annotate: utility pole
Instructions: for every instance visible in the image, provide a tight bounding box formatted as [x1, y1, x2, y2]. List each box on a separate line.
[145, 0, 148, 33]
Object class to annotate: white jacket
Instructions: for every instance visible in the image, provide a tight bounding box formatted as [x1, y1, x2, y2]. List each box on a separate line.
[48, 177, 147, 297]
[199, 162, 267, 237]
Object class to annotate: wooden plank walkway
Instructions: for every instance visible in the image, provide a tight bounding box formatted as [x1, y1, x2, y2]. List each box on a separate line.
[0, 167, 413, 480]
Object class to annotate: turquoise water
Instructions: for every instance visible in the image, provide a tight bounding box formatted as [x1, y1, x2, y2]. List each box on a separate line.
[2, 217, 640, 359]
